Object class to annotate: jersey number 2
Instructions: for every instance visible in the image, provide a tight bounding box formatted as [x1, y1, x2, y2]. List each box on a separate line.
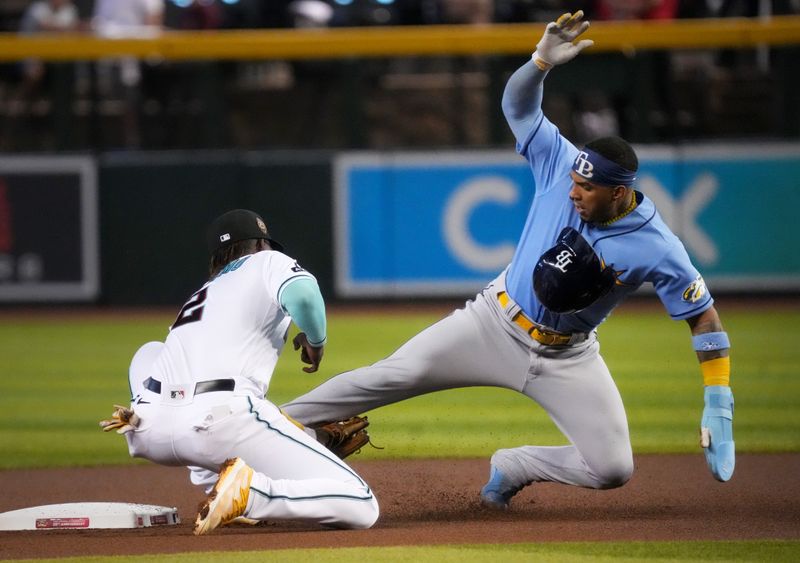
[171, 287, 208, 329]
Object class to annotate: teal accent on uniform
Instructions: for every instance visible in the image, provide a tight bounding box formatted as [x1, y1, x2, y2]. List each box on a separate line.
[250, 487, 374, 503]
[216, 255, 252, 278]
[246, 397, 370, 491]
[279, 277, 327, 346]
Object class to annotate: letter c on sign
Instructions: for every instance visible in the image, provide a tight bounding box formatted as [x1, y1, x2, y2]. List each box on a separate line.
[442, 176, 518, 272]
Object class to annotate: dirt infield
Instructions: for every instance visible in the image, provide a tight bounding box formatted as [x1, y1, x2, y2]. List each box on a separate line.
[1, 454, 798, 559]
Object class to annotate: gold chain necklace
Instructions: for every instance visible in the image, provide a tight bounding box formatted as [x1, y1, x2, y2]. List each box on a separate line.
[598, 191, 638, 227]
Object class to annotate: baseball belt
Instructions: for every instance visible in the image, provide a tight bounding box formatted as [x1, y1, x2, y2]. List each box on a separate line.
[143, 377, 235, 396]
[496, 291, 586, 346]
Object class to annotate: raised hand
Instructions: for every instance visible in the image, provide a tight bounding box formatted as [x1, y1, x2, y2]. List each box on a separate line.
[534, 11, 594, 70]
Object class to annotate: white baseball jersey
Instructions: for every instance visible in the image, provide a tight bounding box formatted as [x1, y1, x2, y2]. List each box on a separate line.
[151, 250, 313, 398]
[124, 249, 379, 529]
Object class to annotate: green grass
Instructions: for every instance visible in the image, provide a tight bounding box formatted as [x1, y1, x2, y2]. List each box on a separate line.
[0, 305, 799, 469]
[12, 540, 800, 562]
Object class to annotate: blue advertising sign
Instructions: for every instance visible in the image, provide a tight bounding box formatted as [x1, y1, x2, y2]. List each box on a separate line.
[334, 145, 800, 297]
[637, 145, 800, 290]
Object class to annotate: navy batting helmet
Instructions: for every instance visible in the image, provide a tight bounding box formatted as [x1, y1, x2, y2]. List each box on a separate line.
[533, 227, 616, 314]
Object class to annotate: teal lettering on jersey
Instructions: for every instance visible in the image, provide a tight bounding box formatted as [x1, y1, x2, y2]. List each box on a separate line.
[218, 255, 251, 277]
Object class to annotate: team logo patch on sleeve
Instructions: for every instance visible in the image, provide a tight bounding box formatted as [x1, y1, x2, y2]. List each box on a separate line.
[682, 275, 707, 303]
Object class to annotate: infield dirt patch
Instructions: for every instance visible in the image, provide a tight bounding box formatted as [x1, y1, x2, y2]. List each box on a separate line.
[1, 454, 798, 559]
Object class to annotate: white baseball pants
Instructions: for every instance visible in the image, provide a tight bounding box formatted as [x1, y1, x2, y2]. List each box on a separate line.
[125, 342, 378, 529]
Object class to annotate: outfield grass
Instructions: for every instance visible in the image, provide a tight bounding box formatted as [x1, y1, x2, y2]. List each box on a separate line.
[14, 540, 800, 562]
[0, 305, 798, 469]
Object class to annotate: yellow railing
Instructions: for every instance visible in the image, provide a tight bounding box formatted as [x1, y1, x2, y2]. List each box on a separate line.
[0, 16, 798, 62]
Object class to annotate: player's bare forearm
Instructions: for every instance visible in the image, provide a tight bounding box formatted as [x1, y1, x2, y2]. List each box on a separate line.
[686, 306, 728, 362]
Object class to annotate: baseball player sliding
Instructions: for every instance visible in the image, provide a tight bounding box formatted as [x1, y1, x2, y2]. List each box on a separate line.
[282, 11, 734, 508]
[100, 209, 378, 533]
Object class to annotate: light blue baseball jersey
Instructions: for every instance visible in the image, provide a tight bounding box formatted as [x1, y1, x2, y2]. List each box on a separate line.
[505, 103, 713, 333]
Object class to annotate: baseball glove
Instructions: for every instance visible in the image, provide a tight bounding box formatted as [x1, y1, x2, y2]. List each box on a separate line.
[313, 416, 373, 459]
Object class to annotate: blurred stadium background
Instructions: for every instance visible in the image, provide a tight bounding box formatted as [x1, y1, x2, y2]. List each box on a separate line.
[0, 0, 798, 307]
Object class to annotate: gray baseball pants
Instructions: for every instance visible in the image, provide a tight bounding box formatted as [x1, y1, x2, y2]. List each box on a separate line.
[282, 273, 633, 490]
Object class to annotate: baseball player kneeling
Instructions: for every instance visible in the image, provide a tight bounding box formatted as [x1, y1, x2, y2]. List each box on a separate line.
[281, 11, 734, 509]
[100, 209, 379, 533]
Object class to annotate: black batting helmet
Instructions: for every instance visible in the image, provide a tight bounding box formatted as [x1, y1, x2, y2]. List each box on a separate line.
[533, 227, 616, 314]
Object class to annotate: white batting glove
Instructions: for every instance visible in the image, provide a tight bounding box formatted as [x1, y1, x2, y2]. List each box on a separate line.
[533, 11, 594, 71]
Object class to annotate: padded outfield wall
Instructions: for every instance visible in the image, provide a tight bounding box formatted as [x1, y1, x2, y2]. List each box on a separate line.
[0, 144, 797, 305]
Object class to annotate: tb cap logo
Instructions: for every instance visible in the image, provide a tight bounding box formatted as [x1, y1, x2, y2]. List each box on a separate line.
[552, 249, 574, 273]
[574, 151, 594, 178]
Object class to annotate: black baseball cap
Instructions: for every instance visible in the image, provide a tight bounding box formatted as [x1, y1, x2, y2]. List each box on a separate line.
[206, 209, 284, 254]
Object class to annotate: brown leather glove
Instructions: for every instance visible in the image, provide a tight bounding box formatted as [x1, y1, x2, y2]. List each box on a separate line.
[312, 416, 373, 459]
